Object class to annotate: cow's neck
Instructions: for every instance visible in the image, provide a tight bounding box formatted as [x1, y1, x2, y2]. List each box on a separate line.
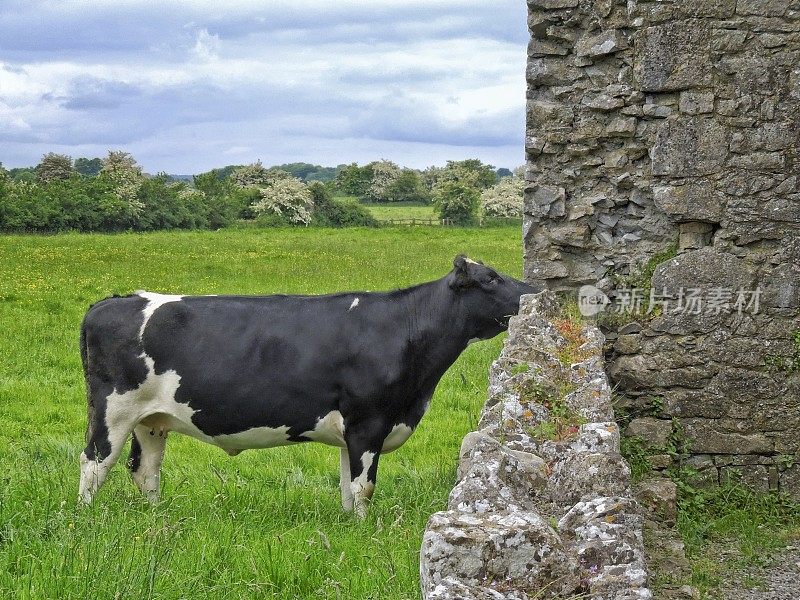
[399, 278, 474, 389]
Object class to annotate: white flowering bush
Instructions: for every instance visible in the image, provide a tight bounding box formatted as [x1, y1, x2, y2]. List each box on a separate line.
[480, 176, 524, 219]
[100, 150, 145, 218]
[363, 160, 401, 203]
[252, 177, 313, 225]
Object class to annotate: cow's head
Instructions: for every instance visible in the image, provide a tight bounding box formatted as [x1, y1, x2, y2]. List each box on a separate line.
[447, 255, 540, 340]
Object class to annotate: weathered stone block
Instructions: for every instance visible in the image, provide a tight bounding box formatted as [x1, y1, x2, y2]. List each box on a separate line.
[653, 183, 723, 223]
[527, 58, 572, 86]
[781, 465, 800, 501]
[528, 0, 579, 8]
[728, 151, 785, 171]
[735, 0, 789, 16]
[615, 333, 642, 354]
[683, 420, 773, 454]
[450, 431, 548, 514]
[678, 91, 714, 115]
[584, 93, 625, 111]
[420, 510, 581, 598]
[678, 221, 713, 252]
[651, 116, 727, 176]
[651, 248, 756, 295]
[642, 103, 672, 118]
[524, 258, 569, 280]
[634, 478, 678, 526]
[626, 418, 672, 450]
[528, 38, 570, 57]
[548, 452, 632, 506]
[720, 464, 771, 490]
[635, 21, 712, 92]
[525, 186, 566, 219]
[528, 100, 572, 127]
[606, 117, 638, 137]
[576, 29, 629, 57]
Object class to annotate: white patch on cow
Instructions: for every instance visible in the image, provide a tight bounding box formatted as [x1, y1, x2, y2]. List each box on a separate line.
[213, 425, 292, 451]
[79, 352, 190, 503]
[351, 451, 376, 519]
[348, 297, 360, 311]
[382, 423, 414, 453]
[302, 410, 346, 448]
[137, 291, 184, 339]
[79, 451, 104, 504]
[130, 423, 167, 503]
[464, 257, 479, 264]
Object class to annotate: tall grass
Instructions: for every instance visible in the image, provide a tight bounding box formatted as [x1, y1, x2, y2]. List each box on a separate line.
[0, 226, 522, 599]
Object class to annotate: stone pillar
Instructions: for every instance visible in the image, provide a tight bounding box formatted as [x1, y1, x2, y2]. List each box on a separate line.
[524, 0, 800, 494]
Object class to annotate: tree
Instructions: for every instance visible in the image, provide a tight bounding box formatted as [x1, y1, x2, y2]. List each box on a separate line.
[334, 163, 373, 197]
[230, 161, 274, 188]
[100, 150, 145, 225]
[309, 182, 376, 227]
[75, 157, 104, 177]
[134, 177, 207, 231]
[252, 176, 314, 225]
[35, 153, 74, 184]
[274, 162, 340, 183]
[433, 180, 480, 225]
[420, 165, 443, 193]
[101, 150, 142, 178]
[386, 169, 430, 203]
[496, 167, 513, 179]
[440, 159, 497, 190]
[9, 167, 35, 183]
[363, 160, 401, 203]
[193, 170, 252, 226]
[480, 176, 524, 219]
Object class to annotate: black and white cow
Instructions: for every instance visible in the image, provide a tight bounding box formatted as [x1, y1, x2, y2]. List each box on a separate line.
[78, 256, 538, 517]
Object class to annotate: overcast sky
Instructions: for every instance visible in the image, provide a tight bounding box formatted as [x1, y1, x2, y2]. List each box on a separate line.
[0, 0, 528, 174]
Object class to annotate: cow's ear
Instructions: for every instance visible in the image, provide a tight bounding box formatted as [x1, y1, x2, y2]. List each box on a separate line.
[449, 255, 475, 289]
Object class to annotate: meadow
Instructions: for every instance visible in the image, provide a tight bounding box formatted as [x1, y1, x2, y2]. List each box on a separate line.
[0, 225, 522, 599]
[358, 202, 436, 222]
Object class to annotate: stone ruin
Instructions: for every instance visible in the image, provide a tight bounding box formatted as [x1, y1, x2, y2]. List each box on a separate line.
[419, 1, 799, 596]
[523, 0, 800, 493]
[420, 293, 659, 599]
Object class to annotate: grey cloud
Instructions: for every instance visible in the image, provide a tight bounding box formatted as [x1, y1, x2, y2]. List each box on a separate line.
[61, 77, 142, 110]
[0, 2, 526, 60]
[0, 1, 526, 170]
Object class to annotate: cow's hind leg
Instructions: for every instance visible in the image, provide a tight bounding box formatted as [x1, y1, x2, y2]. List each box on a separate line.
[78, 383, 139, 504]
[339, 447, 354, 511]
[128, 424, 167, 502]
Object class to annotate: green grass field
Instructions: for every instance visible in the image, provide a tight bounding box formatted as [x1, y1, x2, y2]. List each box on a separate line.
[333, 199, 436, 223]
[363, 204, 436, 222]
[0, 226, 522, 599]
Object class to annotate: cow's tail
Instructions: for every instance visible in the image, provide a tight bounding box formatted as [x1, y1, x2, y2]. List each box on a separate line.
[79, 315, 94, 445]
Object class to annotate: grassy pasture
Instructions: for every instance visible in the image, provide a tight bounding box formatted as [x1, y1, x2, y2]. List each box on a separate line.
[342, 200, 436, 222]
[0, 226, 522, 599]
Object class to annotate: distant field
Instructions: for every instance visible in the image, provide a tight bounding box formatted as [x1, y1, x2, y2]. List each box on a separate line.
[334, 198, 437, 222]
[0, 226, 522, 599]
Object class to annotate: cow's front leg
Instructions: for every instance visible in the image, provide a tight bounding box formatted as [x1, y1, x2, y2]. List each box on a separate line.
[344, 430, 384, 519]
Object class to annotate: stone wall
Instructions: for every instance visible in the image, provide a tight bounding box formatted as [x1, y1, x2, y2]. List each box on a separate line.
[419, 293, 652, 599]
[523, 0, 800, 493]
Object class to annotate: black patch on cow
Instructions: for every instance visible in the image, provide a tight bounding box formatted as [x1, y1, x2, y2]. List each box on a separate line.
[81, 294, 149, 461]
[128, 432, 142, 473]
